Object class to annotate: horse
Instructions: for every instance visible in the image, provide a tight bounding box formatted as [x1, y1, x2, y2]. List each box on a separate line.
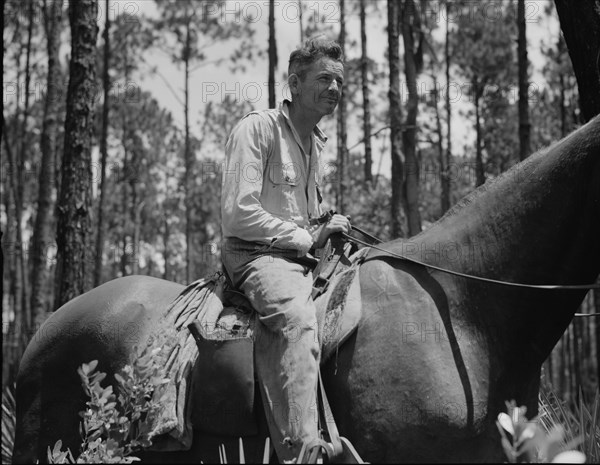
[11, 115, 600, 463]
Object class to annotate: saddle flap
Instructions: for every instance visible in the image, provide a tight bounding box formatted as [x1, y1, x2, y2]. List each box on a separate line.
[315, 250, 365, 362]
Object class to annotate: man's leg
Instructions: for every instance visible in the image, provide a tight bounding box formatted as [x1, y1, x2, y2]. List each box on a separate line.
[223, 253, 320, 462]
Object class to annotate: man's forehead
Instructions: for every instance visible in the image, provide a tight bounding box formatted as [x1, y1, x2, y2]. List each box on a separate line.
[306, 57, 344, 76]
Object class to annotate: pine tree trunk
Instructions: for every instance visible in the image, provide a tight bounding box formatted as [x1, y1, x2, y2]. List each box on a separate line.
[568, 325, 576, 402]
[400, 0, 422, 237]
[442, 8, 451, 214]
[388, 0, 404, 238]
[563, 331, 571, 400]
[572, 317, 582, 403]
[5, 40, 24, 384]
[432, 75, 446, 217]
[336, 0, 348, 214]
[544, 354, 553, 390]
[580, 294, 592, 396]
[131, 201, 145, 275]
[554, 0, 600, 122]
[517, 0, 531, 161]
[594, 286, 600, 389]
[474, 79, 485, 187]
[556, 336, 564, 396]
[18, 0, 34, 229]
[54, 0, 98, 309]
[129, 159, 139, 273]
[566, 328, 572, 401]
[120, 117, 130, 277]
[359, 0, 372, 185]
[2, 128, 22, 387]
[15, 0, 34, 339]
[31, 0, 63, 327]
[557, 37, 568, 138]
[268, 0, 277, 108]
[559, 73, 566, 138]
[184, 9, 193, 285]
[1, 159, 15, 328]
[550, 340, 559, 391]
[94, 0, 110, 287]
[163, 217, 170, 280]
[586, 298, 593, 397]
[298, 0, 304, 43]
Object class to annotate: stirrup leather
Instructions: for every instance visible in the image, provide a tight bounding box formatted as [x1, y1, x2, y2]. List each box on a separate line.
[296, 371, 366, 463]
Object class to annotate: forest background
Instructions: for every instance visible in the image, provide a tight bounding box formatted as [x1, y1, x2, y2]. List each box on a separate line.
[2, 0, 599, 412]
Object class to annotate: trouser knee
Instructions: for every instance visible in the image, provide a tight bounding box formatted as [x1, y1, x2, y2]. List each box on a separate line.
[254, 309, 319, 345]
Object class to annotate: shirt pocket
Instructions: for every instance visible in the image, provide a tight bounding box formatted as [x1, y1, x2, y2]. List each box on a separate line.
[264, 162, 303, 219]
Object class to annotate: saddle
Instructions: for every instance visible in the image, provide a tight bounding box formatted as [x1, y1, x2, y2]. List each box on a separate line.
[146, 236, 367, 462]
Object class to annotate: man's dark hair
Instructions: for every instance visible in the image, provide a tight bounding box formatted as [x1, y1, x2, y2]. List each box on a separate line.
[288, 36, 344, 80]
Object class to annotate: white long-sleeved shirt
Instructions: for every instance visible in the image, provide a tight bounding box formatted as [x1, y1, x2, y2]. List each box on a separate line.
[221, 100, 326, 255]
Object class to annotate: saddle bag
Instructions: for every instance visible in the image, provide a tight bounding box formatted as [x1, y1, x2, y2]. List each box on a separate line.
[188, 321, 258, 437]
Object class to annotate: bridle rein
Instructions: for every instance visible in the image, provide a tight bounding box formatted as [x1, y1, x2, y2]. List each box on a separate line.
[342, 224, 600, 317]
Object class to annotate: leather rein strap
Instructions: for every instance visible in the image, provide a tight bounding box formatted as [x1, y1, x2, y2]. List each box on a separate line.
[344, 231, 600, 291]
[314, 209, 599, 290]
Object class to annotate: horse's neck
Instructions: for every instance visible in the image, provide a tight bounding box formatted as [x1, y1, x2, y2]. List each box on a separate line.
[397, 116, 600, 361]
[432, 117, 600, 287]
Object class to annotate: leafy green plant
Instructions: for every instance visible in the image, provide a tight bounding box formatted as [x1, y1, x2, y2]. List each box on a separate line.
[48, 345, 169, 463]
[497, 400, 586, 463]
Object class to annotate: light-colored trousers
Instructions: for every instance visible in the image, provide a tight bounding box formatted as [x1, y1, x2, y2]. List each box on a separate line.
[222, 238, 320, 462]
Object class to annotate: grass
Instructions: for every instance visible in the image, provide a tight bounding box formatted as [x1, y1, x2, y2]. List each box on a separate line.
[538, 383, 600, 463]
[2, 384, 16, 465]
[218, 437, 272, 464]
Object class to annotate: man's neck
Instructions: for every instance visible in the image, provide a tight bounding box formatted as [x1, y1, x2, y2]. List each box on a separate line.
[288, 100, 321, 140]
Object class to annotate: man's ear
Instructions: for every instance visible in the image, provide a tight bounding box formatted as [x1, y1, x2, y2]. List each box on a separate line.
[288, 73, 300, 96]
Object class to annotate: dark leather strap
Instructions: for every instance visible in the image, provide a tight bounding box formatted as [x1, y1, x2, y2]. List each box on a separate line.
[311, 234, 348, 299]
[317, 370, 344, 460]
[296, 371, 344, 463]
[309, 209, 334, 226]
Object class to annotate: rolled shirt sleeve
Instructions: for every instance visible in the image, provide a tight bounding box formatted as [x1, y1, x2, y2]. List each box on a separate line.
[221, 114, 314, 255]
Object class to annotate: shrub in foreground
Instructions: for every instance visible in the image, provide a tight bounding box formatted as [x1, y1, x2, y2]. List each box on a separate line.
[48, 344, 169, 463]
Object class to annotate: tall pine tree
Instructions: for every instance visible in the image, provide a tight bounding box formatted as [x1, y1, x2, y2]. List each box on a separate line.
[54, 0, 99, 308]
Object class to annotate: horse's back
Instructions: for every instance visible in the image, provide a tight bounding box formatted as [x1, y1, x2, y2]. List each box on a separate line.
[13, 275, 183, 463]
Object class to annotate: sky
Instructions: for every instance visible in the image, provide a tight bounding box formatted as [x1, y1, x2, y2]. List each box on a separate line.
[120, 0, 561, 176]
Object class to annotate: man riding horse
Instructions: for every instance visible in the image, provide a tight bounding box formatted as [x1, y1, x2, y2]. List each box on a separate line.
[221, 36, 351, 462]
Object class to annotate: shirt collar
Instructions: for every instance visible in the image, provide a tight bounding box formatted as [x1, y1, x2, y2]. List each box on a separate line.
[279, 99, 328, 146]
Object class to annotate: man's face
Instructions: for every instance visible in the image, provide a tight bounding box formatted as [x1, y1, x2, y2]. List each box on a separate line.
[291, 56, 344, 117]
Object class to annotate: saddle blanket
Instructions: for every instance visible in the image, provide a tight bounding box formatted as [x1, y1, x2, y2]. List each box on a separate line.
[144, 248, 367, 450]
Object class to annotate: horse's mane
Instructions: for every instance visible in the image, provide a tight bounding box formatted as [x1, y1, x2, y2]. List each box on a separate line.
[436, 130, 574, 222]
